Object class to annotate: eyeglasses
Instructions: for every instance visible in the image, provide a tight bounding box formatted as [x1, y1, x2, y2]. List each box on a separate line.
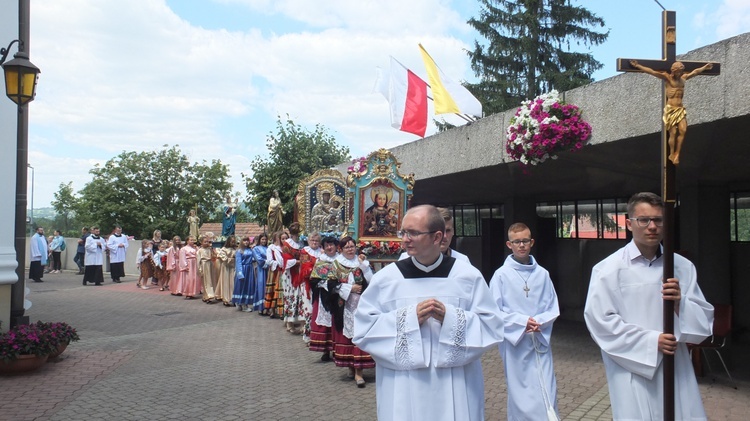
[397, 230, 436, 239]
[509, 239, 532, 246]
[629, 217, 664, 227]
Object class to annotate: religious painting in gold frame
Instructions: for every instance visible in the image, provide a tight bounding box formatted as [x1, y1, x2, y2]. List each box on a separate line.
[347, 148, 415, 262]
[295, 168, 349, 237]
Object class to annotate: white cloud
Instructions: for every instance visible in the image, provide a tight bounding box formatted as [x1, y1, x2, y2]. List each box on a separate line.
[24, 0, 480, 208]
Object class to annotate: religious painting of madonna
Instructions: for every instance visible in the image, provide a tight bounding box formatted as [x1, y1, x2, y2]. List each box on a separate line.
[296, 169, 349, 236]
[359, 180, 403, 238]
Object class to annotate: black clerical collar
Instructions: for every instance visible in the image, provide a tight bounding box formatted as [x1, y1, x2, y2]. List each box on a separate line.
[92, 235, 100, 239]
[114, 233, 122, 237]
[396, 254, 455, 279]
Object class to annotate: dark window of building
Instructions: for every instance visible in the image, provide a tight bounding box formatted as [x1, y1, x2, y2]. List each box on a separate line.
[538, 198, 628, 239]
[448, 205, 502, 237]
[730, 192, 750, 242]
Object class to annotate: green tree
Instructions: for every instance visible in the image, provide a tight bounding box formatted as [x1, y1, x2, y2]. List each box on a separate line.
[243, 116, 350, 228]
[75, 145, 231, 239]
[51, 182, 78, 233]
[467, 0, 608, 115]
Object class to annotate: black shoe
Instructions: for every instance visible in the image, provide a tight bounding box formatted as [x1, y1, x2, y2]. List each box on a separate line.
[82, 280, 87, 285]
[78, 269, 84, 275]
[113, 279, 121, 283]
[33, 279, 44, 283]
[320, 353, 331, 362]
[94, 283, 102, 286]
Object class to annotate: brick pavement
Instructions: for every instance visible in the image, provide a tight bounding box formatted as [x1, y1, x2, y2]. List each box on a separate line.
[1, 270, 748, 420]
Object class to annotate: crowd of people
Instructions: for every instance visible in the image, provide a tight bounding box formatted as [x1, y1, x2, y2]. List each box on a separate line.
[29, 193, 715, 420]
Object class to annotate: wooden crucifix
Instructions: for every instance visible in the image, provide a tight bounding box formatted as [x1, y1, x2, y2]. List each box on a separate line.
[617, 10, 720, 421]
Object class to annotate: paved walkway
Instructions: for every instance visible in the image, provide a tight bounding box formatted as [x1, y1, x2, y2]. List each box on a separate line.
[2, 271, 748, 420]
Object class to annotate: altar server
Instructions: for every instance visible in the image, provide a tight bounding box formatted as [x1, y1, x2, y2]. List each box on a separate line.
[584, 192, 713, 420]
[489, 222, 559, 421]
[353, 205, 503, 420]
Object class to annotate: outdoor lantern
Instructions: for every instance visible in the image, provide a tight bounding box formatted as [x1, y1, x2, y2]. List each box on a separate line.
[2, 51, 40, 106]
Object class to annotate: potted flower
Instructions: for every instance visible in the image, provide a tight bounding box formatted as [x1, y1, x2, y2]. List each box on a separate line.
[0, 323, 56, 375]
[506, 90, 592, 166]
[35, 321, 80, 359]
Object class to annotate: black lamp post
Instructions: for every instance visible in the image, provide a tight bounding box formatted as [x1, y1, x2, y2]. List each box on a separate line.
[1, 0, 40, 327]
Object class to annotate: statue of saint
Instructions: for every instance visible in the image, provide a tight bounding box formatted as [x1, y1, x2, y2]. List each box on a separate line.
[222, 195, 238, 237]
[629, 60, 714, 165]
[187, 208, 200, 239]
[267, 190, 285, 235]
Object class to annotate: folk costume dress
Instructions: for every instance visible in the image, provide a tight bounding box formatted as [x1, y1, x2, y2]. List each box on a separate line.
[216, 246, 236, 305]
[264, 243, 284, 316]
[167, 245, 182, 294]
[83, 234, 106, 285]
[281, 238, 306, 327]
[179, 244, 200, 298]
[584, 241, 714, 421]
[106, 232, 129, 281]
[329, 254, 375, 369]
[308, 253, 338, 353]
[153, 250, 169, 289]
[232, 246, 256, 307]
[252, 244, 269, 312]
[489, 255, 560, 420]
[136, 246, 155, 279]
[300, 245, 322, 341]
[197, 246, 216, 302]
[352, 255, 504, 421]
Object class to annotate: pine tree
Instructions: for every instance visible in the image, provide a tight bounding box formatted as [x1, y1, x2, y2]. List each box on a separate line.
[467, 0, 608, 115]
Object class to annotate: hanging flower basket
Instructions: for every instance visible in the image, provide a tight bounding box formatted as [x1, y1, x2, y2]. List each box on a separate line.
[506, 90, 592, 166]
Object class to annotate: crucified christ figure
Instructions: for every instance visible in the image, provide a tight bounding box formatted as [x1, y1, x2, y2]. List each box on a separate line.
[629, 60, 714, 165]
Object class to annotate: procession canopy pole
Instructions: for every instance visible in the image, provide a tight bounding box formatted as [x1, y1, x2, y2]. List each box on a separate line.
[616, 10, 719, 421]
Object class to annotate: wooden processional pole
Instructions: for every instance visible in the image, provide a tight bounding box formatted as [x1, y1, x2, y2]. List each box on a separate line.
[617, 10, 720, 420]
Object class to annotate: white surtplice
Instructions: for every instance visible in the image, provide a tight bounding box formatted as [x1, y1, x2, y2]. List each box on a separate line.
[584, 241, 714, 421]
[489, 254, 560, 421]
[353, 255, 503, 421]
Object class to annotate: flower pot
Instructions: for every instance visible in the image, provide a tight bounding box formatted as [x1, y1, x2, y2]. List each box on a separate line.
[47, 341, 69, 359]
[0, 354, 49, 375]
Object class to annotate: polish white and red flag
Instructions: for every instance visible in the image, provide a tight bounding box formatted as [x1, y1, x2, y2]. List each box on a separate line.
[374, 56, 428, 137]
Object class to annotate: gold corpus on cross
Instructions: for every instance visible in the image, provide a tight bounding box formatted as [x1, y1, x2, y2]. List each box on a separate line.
[617, 12, 720, 168]
[616, 10, 720, 421]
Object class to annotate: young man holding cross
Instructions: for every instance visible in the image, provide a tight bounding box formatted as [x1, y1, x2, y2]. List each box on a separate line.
[584, 192, 713, 420]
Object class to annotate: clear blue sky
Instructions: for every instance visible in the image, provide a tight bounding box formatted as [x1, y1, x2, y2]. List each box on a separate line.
[24, 0, 750, 209]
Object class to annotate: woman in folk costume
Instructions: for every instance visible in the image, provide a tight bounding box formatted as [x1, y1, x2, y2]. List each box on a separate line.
[282, 223, 306, 333]
[299, 232, 323, 344]
[252, 234, 269, 313]
[264, 231, 285, 319]
[179, 236, 200, 299]
[216, 235, 237, 306]
[197, 236, 217, 303]
[308, 234, 339, 361]
[328, 236, 375, 388]
[232, 236, 256, 311]
[167, 236, 183, 295]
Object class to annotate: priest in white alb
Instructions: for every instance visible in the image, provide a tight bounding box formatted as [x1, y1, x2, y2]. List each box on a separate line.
[489, 222, 559, 421]
[353, 205, 503, 421]
[584, 192, 713, 420]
